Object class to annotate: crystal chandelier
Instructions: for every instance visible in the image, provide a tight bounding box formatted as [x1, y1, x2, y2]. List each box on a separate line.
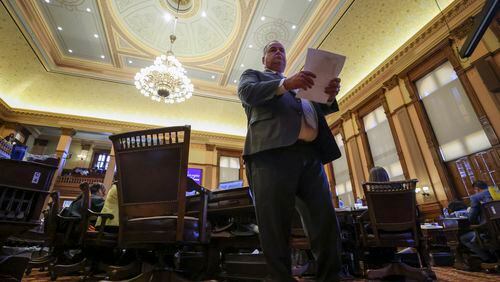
[134, 2, 193, 104]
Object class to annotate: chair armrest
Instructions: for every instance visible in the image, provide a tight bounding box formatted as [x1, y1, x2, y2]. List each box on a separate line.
[356, 210, 369, 222]
[57, 214, 82, 221]
[355, 210, 370, 247]
[86, 209, 114, 233]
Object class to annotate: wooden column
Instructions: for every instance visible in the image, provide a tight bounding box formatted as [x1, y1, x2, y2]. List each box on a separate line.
[48, 128, 76, 193]
[103, 145, 116, 190]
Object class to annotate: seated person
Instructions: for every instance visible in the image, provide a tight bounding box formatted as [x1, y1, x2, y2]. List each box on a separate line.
[64, 182, 106, 218]
[369, 166, 390, 182]
[447, 200, 468, 218]
[488, 185, 500, 201]
[95, 177, 206, 231]
[460, 180, 496, 262]
[95, 183, 119, 232]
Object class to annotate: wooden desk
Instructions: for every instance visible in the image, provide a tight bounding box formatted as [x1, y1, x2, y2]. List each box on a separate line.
[441, 217, 471, 270]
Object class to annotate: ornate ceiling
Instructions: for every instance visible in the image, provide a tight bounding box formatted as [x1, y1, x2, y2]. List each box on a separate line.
[0, 0, 456, 137]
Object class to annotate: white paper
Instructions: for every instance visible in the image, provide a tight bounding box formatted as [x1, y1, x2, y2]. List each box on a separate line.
[296, 48, 346, 103]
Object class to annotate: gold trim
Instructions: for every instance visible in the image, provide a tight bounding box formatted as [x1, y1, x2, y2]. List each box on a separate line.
[0, 98, 245, 145]
[338, 0, 482, 108]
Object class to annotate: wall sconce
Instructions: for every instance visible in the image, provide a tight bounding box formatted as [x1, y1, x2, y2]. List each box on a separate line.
[422, 186, 430, 197]
[77, 144, 90, 161]
[415, 186, 431, 197]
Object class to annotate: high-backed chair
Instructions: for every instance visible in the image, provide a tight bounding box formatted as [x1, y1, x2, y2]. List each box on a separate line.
[359, 180, 434, 281]
[109, 126, 209, 280]
[473, 200, 500, 270]
[47, 183, 92, 280]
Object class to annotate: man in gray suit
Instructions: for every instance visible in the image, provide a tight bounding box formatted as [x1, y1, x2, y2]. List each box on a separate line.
[238, 40, 342, 281]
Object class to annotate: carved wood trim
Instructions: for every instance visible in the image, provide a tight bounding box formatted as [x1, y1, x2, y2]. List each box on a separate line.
[403, 71, 457, 201]
[60, 128, 76, 137]
[216, 148, 244, 186]
[381, 94, 410, 179]
[354, 110, 374, 170]
[383, 75, 400, 91]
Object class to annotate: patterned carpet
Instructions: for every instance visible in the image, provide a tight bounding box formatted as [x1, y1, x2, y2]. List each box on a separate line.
[21, 267, 500, 281]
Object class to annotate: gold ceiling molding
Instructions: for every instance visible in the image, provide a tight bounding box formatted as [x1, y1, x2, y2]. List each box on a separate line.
[218, 0, 258, 86]
[0, 97, 244, 147]
[337, 0, 481, 109]
[286, 0, 345, 73]
[159, 0, 200, 19]
[9, 0, 256, 95]
[102, 0, 248, 64]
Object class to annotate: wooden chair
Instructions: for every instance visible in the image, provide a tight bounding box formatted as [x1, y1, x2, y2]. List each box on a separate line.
[109, 125, 209, 281]
[44, 182, 93, 280]
[359, 179, 435, 281]
[472, 200, 500, 271]
[0, 159, 57, 281]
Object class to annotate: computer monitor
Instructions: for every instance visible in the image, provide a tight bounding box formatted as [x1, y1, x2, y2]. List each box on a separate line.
[218, 180, 244, 190]
[187, 168, 203, 185]
[62, 200, 73, 209]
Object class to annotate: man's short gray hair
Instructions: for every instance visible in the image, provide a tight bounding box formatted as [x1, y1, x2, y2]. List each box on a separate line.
[263, 40, 282, 56]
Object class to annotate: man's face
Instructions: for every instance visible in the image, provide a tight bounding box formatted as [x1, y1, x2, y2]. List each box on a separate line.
[262, 42, 286, 73]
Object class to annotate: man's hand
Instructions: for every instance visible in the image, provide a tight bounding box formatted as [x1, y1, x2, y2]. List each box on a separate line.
[283, 71, 316, 91]
[325, 78, 341, 102]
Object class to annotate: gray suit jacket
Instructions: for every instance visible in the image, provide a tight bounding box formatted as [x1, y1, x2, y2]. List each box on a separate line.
[238, 69, 341, 164]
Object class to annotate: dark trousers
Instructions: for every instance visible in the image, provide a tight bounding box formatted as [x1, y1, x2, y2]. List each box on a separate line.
[246, 143, 341, 282]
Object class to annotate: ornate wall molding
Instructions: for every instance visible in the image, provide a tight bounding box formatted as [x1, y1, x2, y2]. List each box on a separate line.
[0, 98, 244, 148]
[338, 0, 482, 109]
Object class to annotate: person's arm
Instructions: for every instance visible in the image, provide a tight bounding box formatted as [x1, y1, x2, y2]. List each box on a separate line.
[318, 77, 341, 115]
[238, 69, 282, 106]
[468, 196, 480, 224]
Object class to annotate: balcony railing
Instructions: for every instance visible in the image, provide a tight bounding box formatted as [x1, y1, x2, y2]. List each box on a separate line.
[56, 175, 104, 186]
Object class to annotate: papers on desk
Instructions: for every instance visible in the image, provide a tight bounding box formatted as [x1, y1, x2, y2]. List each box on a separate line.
[420, 223, 443, 230]
[296, 48, 346, 104]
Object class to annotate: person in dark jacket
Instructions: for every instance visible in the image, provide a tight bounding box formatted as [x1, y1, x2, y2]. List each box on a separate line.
[238, 40, 342, 281]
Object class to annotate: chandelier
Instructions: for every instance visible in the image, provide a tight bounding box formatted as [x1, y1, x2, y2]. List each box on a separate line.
[134, 2, 193, 104]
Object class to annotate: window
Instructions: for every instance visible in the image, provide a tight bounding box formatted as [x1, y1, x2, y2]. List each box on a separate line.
[363, 106, 404, 180]
[415, 62, 491, 161]
[332, 134, 354, 207]
[219, 156, 241, 184]
[94, 153, 110, 170]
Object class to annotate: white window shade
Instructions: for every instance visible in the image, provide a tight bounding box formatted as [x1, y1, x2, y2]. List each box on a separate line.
[363, 107, 404, 180]
[415, 62, 491, 161]
[332, 133, 354, 207]
[219, 156, 240, 183]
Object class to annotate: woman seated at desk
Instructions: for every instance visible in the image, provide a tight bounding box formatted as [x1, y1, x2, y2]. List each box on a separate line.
[95, 177, 205, 231]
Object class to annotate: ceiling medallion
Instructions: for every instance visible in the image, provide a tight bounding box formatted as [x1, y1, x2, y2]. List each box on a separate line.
[134, 1, 194, 104]
[160, 0, 199, 19]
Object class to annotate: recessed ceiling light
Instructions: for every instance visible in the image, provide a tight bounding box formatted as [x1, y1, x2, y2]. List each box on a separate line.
[201, 11, 207, 17]
[308, 0, 312, 2]
[86, 8, 91, 12]
[164, 13, 172, 22]
[233, 80, 238, 83]
[260, 16, 266, 21]
[44, 0, 50, 3]
[57, 26, 62, 31]
[100, 55, 105, 59]
[68, 49, 73, 53]
[240, 64, 244, 68]
[211, 75, 216, 79]
[248, 44, 253, 48]
[93, 34, 99, 38]
[292, 25, 297, 29]
[128, 60, 133, 64]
